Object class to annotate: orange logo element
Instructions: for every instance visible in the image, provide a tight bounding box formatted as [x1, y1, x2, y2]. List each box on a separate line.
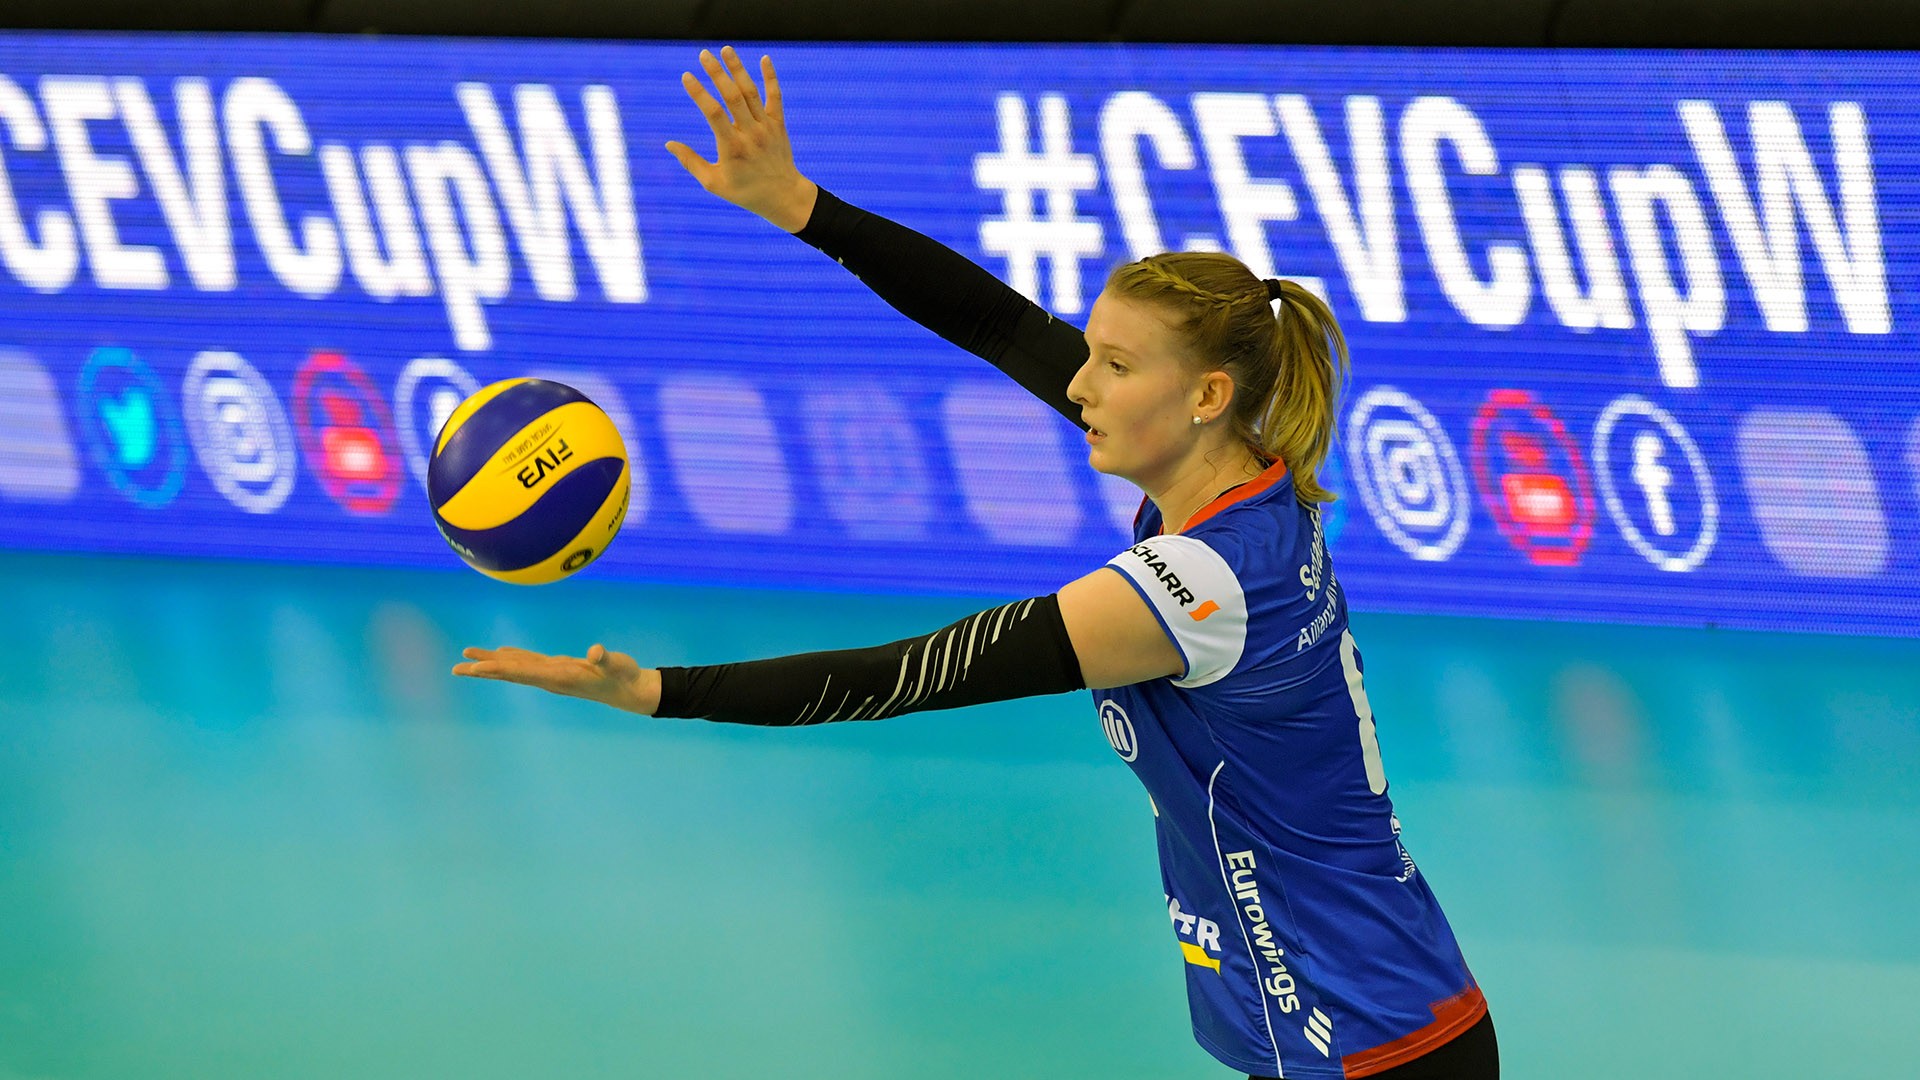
[1189, 600, 1221, 621]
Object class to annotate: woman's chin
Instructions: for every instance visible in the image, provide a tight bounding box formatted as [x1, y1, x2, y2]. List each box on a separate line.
[1085, 447, 1130, 480]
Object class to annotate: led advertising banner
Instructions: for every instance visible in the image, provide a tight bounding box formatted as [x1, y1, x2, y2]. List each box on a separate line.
[0, 35, 1915, 635]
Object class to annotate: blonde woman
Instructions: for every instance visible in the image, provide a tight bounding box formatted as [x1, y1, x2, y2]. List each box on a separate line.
[457, 47, 1496, 1080]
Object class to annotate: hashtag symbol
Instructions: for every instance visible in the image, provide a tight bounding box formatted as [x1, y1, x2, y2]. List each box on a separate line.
[974, 93, 1104, 314]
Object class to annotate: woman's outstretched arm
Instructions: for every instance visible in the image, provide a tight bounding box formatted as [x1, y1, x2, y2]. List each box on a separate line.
[451, 567, 1184, 722]
[665, 46, 1091, 429]
[452, 595, 1083, 723]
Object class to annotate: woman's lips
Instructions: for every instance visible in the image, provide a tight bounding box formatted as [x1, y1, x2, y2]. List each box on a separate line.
[1086, 428, 1105, 443]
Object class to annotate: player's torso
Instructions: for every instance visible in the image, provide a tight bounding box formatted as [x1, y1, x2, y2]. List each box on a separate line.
[1097, 478, 1478, 1078]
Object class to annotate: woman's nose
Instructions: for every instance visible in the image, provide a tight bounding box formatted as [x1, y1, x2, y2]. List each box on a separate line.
[1066, 361, 1093, 405]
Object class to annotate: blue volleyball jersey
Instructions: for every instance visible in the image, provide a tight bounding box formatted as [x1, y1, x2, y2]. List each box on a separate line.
[1098, 460, 1484, 1079]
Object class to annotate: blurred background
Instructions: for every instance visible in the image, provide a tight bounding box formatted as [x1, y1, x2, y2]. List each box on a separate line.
[1, 8, 1917, 1080]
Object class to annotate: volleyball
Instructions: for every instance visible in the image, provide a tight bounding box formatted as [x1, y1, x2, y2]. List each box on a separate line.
[427, 378, 631, 585]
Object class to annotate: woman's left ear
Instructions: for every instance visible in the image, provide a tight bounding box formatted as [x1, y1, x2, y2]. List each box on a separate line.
[1200, 370, 1236, 416]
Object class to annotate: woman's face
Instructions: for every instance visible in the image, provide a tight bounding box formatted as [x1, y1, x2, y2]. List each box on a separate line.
[1069, 293, 1215, 481]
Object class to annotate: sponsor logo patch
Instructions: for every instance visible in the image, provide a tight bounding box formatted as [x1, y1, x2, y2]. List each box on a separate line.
[1098, 698, 1138, 762]
[1167, 895, 1223, 974]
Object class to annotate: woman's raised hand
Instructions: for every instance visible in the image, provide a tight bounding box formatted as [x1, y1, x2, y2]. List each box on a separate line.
[453, 643, 662, 716]
[665, 46, 819, 233]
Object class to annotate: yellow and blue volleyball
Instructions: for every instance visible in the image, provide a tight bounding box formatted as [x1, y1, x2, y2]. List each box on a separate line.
[427, 378, 630, 585]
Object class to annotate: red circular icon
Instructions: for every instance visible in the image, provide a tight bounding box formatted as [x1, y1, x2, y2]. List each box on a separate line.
[293, 351, 402, 516]
[1468, 389, 1595, 567]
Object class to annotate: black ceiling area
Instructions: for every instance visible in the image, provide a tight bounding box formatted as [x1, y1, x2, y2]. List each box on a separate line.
[2, 0, 1918, 49]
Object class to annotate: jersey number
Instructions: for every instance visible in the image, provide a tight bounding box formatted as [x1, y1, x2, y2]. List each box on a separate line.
[1339, 629, 1388, 795]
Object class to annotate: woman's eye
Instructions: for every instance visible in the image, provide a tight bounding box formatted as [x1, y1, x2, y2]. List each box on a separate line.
[1108, 361, 1125, 373]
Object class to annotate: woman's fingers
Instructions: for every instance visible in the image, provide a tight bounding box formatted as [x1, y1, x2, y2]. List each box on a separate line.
[454, 644, 545, 677]
[681, 69, 736, 143]
[719, 46, 764, 122]
[760, 55, 782, 120]
[452, 646, 639, 713]
[458, 651, 565, 686]
[698, 50, 748, 122]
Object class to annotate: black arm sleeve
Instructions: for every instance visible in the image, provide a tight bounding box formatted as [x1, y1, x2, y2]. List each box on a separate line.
[654, 594, 1085, 726]
[794, 187, 1092, 429]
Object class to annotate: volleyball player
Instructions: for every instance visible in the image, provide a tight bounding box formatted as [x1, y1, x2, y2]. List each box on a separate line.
[454, 47, 1497, 1079]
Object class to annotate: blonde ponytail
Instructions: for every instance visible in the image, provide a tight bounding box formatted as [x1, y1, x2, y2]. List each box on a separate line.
[1257, 279, 1348, 504]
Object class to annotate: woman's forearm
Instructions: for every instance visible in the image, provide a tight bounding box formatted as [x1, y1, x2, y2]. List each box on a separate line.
[653, 594, 1084, 726]
[792, 187, 1091, 428]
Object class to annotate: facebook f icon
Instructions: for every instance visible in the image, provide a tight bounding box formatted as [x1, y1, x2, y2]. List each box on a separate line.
[1593, 396, 1718, 573]
[1630, 431, 1675, 536]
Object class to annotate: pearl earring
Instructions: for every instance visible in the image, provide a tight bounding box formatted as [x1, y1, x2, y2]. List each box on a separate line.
[1192, 416, 1205, 425]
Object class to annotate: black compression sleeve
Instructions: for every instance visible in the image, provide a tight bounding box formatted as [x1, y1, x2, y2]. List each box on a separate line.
[653, 594, 1086, 726]
[794, 187, 1091, 429]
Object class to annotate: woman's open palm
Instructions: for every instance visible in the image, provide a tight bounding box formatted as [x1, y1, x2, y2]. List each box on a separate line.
[665, 46, 816, 231]
[453, 643, 654, 714]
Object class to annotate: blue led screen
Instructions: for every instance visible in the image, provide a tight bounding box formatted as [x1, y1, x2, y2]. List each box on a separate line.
[0, 35, 1916, 635]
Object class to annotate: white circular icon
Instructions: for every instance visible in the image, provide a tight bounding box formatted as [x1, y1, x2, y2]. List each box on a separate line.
[802, 383, 932, 540]
[182, 350, 296, 514]
[394, 357, 480, 492]
[1737, 408, 1888, 579]
[1346, 387, 1470, 561]
[0, 350, 80, 502]
[1099, 699, 1139, 762]
[943, 381, 1083, 547]
[1592, 395, 1718, 572]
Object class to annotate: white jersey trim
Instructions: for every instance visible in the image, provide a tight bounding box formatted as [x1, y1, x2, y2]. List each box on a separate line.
[1106, 534, 1248, 687]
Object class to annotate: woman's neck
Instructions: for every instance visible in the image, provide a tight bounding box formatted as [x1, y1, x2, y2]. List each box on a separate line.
[1150, 445, 1270, 534]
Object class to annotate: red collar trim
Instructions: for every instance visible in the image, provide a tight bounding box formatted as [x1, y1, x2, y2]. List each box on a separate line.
[1166, 457, 1289, 534]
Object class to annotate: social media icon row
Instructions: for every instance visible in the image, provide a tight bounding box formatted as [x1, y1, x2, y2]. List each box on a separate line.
[1348, 385, 1718, 572]
[0, 348, 469, 517]
[1344, 385, 1902, 580]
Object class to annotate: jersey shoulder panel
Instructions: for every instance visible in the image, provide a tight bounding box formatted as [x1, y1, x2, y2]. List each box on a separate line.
[1105, 533, 1248, 688]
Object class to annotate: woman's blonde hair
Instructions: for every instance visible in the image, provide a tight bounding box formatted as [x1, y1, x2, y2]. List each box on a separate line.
[1103, 253, 1349, 504]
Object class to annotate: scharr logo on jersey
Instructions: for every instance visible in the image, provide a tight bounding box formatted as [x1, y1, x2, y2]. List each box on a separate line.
[1166, 895, 1223, 973]
[1123, 541, 1220, 621]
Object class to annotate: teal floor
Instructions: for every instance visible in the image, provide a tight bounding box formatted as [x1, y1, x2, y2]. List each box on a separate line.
[2, 551, 1917, 1079]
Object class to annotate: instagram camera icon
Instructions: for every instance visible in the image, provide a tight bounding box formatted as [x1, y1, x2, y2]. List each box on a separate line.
[183, 351, 296, 514]
[207, 378, 277, 484]
[1346, 387, 1471, 562]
